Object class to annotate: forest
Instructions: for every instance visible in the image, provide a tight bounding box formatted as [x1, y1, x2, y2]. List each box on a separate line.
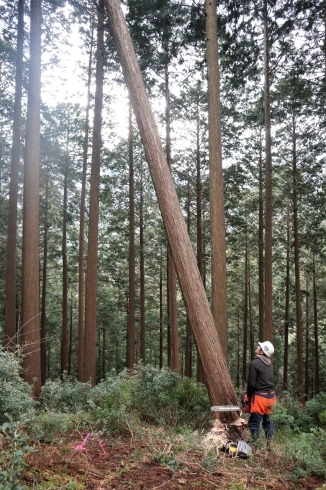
[1, 0, 326, 488]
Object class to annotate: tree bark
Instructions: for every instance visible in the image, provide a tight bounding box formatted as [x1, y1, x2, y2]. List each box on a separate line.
[305, 281, 309, 401]
[40, 176, 48, 386]
[61, 164, 68, 374]
[105, 0, 239, 418]
[185, 174, 192, 378]
[283, 210, 290, 391]
[264, 0, 273, 342]
[78, 22, 94, 382]
[242, 229, 248, 384]
[165, 66, 179, 372]
[205, 0, 228, 360]
[313, 255, 320, 394]
[258, 130, 265, 341]
[5, 0, 24, 348]
[84, 0, 104, 384]
[159, 249, 163, 369]
[139, 163, 146, 363]
[21, 0, 42, 397]
[292, 110, 304, 403]
[127, 101, 136, 369]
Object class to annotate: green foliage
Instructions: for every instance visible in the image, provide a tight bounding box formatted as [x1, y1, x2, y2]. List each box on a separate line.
[27, 411, 90, 443]
[38, 366, 210, 435]
[305, 393, 326, 426]
[0, 350, 35, 423]
[132, 365, 210, 428]
[273, 393, 313, 433]
[90, 369, 138, 435]
[284, 428, 326, 479]
[0, 418, 32, 490]
[319, 410, 326, 426]
[40, 374, 93, 413]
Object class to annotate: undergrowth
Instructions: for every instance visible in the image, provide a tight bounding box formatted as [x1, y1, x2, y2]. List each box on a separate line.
[2, 347, 326, 486]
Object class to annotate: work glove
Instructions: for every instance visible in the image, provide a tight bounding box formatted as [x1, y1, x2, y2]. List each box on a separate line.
[242, 394, 250, 413]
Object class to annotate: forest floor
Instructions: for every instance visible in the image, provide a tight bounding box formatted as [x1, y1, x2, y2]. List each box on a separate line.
[21, 429, 326, 490]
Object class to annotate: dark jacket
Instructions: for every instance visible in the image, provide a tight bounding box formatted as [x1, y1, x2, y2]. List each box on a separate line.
[247, 356, 274, 397]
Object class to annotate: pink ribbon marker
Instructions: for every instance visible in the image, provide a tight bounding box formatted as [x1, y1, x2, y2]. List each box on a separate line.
[74, 432, 107, 454]
[75, 432, 90, 450]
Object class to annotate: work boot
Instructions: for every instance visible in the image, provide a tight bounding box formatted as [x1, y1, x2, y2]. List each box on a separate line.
[249, 435, 260, 451]
[266, 438, 273, 453]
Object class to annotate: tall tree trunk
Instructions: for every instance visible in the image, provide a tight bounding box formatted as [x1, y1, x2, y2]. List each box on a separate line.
[61, 165, 68, 374]
[283, 210, 290, 391]
[102, 323, 106, 378]
[258, 129, 265, 341]
[185, 174, 192, 378]
[139, 163, 145, 363]
[127, 101, 136, 368]
[264, 0, 273, 342]
[68, 301, 73, 376]
[78, 22, 94, 382]
[242, 229, 248, 384]
[248, 258, 254, 359]
[313, 256, 320, 394]
[21, 0, 42, 396]
[165, 66, 179, 372]
[40, 176, 48, 386]
[159, 248, 163, 369]
[5, 0, 24, 348]
[292, 110, 304, 403]
[305, 281, 309, 401]
[196, 100, 203, 383]
[105, 0, 239, 419]
[84, 0, 104, 384]
[206, 0, 228, 360]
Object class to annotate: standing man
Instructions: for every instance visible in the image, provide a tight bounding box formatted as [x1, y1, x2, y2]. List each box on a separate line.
[245, 341, 276, 448]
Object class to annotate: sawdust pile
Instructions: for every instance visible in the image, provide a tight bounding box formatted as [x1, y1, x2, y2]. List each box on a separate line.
[200, 418, 248, 454]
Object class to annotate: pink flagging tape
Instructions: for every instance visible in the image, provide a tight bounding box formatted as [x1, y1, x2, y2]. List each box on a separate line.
[74, 432, 107, 455]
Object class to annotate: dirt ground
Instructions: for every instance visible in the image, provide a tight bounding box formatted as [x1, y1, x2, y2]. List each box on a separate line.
[21, 431, 326, 490]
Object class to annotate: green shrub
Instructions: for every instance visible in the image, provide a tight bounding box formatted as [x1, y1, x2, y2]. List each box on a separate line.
[89, 369, 136, 435]
[305, 393, 326, 426]
[274, 392, 313, 433]
[0, 418, 32, 490]
[319, 410, 326, 426]
[40, 374, 93, 413]
[0, 349, 35, 423]
[28, 411, 89, 443]
[132, 365, 210, 428]
[284, 428, 326, 479]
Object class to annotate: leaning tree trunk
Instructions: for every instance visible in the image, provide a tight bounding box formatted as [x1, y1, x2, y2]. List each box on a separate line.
[84, 0, 104, 384]
[205, 0, 228, 360]
[105, 0, 239, 419]
[5, 0, 24, 348]
[21, 0, 42, 397]
[165, 65, 179, 372]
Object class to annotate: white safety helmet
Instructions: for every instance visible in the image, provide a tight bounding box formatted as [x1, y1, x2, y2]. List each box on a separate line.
[258, 341, 274, 357]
